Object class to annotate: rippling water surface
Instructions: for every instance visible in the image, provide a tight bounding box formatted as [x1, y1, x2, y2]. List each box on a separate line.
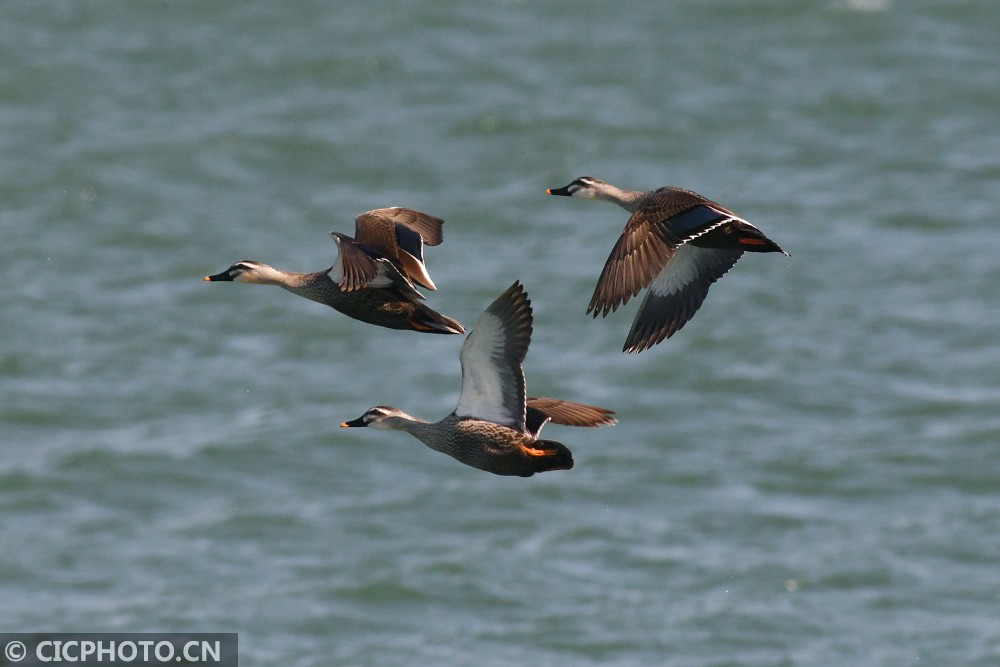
[4, 1, 1000, 665]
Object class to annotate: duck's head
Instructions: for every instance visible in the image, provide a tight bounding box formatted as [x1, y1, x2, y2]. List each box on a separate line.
[204, 260, 273, 284]
[340, 406, 413, 429]
[546, 176, 607, 199]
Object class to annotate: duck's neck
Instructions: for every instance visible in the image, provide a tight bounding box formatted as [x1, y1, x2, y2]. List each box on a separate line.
[384, 414, 433, 435]
[592, 182, 645, 213]
[241, 264, 302, 286]
[249, 265, 328, 301]
[381, 414, 449, 453]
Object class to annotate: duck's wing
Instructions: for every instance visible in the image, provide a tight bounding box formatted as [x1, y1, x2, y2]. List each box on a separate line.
[372, 259, 426, 300]
[621, 242, 744, 353]
[524, 397, 617, 438]
[329, 232, 426, 299]
[354, 208, 444, 291]
[331, 232, 381, 292]
[588, 189, 736, 317]
[361, 207, 444, 246]
[454, 281, 532, 431]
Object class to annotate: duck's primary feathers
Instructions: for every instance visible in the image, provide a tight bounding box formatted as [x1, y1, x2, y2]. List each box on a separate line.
[547, 177, 787, 352]
[204, 208, 464, 334]
[341, 281, 617, 476]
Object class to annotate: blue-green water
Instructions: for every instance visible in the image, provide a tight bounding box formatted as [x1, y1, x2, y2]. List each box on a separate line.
[4, 1, 1000, 665]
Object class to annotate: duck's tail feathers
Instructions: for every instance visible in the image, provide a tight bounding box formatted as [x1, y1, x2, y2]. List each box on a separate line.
[411, 306, 466, 335]
[737, 225, 788, 255]
[522, 439, 574, 475]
